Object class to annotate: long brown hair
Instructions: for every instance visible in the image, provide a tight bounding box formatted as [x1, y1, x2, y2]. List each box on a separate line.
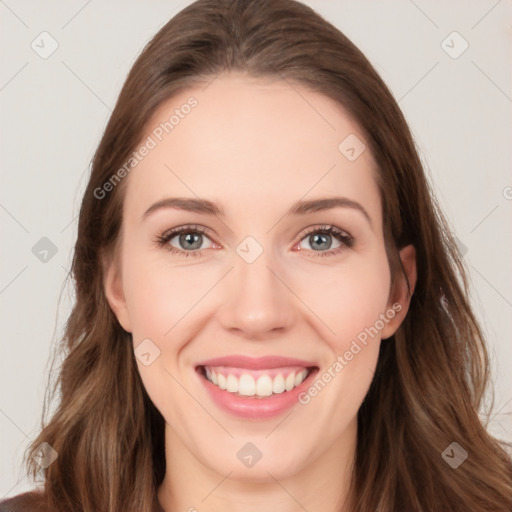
[20, 0, 512, 510]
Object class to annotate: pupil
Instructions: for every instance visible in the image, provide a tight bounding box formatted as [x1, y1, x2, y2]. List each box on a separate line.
[177, 232, 333, 252]
[181, 232, 201, 250]
[311, 233, 331, 250]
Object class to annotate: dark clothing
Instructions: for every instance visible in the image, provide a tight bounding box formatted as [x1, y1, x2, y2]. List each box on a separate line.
[0, 491, 166, 511]
[0, 491, 46, 512]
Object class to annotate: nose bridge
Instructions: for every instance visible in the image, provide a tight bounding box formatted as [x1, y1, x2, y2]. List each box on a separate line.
[218, 234, 295, 338]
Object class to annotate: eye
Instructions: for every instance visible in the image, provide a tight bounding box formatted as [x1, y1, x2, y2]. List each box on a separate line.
[155, 225, 215, 258]
[294, 224, 355, 258]
[155, 223, 355, 258]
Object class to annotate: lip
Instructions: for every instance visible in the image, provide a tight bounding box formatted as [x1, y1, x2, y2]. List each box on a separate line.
[195, 355, 319, 420]
[196, 355, 317, 370]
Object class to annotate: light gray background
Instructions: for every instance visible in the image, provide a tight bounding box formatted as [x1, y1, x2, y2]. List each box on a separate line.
[1, 0, 511, 499]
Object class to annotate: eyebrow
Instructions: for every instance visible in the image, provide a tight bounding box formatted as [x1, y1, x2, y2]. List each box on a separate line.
[142, 196, 373, 228]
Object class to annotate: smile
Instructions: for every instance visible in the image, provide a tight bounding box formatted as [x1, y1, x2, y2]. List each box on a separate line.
[195, 355, 319, 419]
[201, 366, 312, 397]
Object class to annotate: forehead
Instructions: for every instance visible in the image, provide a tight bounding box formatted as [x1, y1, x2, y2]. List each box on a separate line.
[124, 72, 382, 227]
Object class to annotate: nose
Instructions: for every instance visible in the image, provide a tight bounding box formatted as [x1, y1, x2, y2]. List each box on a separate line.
[216, 246, 297, 341]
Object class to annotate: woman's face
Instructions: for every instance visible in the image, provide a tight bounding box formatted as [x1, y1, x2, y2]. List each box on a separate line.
[104, 72, 415, 483]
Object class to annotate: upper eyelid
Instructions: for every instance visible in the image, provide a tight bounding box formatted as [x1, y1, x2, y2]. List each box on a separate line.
[161, 224, 211, 237]
[160, 223, 353, 245]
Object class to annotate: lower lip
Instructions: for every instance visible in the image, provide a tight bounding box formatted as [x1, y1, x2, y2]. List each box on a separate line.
[197, 367, 318, 420]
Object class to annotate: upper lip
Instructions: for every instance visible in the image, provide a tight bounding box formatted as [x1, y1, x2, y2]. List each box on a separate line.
[196, 355, 318, 370]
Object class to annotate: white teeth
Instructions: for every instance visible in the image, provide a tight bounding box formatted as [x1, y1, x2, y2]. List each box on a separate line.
[295, 369, 307, 387]
[239, 374, 256, 396]
[226, 374, 238, 393]
[217, 373, 227, 390]
[203, 367, 310, 397]
[256, 375, 273, 397]
[284, 373, 295, 391]
[272, 374, 285, 394]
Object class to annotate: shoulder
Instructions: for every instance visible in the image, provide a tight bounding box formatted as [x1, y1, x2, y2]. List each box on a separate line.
[0, 491, 47, 512]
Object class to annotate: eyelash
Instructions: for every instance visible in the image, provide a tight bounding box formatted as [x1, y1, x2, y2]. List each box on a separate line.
[154, 224, 355, 258]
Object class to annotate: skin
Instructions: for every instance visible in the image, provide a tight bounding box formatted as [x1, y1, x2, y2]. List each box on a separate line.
[104, 71, 417, 512]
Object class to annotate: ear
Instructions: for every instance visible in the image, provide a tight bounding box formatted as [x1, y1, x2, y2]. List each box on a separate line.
[381, 244, 417, 340]
[102, 249, 132, 333]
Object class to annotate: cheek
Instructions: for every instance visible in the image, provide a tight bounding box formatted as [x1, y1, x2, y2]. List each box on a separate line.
[294, 255, 390, 439]
[290, 249, 391, 350]
[122, 249, 206, 340]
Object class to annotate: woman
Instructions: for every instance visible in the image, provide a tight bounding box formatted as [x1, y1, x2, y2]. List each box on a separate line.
[2, 0, 511, 510]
